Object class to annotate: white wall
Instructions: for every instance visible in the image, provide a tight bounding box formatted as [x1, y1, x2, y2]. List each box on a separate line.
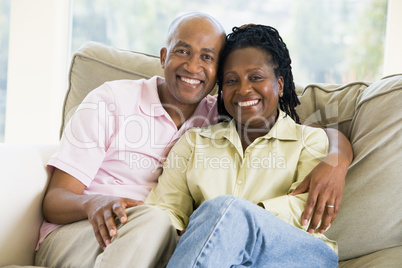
[383, 0, 402, 76]
[5, 0, 71, 144]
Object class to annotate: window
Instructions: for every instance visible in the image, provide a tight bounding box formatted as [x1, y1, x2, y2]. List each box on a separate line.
[71, 0, 388, 85]
[0, 0, 11, 142]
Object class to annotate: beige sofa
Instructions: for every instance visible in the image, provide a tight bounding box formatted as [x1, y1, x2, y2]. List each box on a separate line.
[1, 41, 401, 267]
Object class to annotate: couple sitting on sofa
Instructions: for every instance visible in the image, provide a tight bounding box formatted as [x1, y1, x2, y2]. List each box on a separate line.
[35, 12, 351, 267]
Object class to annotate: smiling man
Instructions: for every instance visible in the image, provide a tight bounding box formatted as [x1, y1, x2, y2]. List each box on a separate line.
[36, 13, 226, 268]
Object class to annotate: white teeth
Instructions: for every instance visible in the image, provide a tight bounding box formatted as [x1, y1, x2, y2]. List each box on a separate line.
[238, 100, 259, 107]
[181, 77, 201, 85]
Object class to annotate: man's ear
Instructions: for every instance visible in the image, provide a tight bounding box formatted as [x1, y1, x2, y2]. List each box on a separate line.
[160, 47, 167, 69]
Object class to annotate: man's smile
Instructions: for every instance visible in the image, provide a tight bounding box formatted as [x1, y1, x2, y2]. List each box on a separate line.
[180, 76, 202, 85]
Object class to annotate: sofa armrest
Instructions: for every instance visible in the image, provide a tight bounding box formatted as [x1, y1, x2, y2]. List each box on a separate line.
[0, 144, 58, 266]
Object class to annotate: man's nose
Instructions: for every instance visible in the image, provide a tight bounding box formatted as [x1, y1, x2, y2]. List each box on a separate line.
[184, 55, 202, 73]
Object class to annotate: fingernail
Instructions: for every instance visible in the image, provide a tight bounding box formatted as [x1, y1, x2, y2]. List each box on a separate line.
[110, 229, 116, 237]
[308, 228, 314, 234]
[302, 219, 308, 226]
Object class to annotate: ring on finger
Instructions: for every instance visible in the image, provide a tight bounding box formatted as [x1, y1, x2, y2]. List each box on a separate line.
[326, 205, 335, 208]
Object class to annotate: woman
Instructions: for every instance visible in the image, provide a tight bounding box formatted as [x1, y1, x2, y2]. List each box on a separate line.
[146, 24, 338, 267]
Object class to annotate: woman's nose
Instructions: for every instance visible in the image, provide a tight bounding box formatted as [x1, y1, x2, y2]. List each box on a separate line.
[236, 80, 252, 95]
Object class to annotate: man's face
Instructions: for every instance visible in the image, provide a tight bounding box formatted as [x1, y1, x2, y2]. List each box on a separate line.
[160, 18, 225, 107]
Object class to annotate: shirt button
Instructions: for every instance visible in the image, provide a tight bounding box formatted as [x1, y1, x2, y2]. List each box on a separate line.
[237, 180, 243, 185]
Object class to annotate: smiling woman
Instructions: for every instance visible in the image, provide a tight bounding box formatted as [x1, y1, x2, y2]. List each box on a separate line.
[146, 23, 339, 267]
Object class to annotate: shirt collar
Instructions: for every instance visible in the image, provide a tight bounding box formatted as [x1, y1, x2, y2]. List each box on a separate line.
[199, 110, 299, 142]
[139, 76, 166, 117]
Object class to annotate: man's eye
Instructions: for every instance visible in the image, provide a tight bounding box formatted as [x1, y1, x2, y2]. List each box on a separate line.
[203, 54, 213, 60]
[176, 49, 188, 54]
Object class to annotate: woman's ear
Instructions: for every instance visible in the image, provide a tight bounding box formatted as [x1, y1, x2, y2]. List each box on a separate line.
[278, 76, 284, 97]
[160, 47, 167, 69]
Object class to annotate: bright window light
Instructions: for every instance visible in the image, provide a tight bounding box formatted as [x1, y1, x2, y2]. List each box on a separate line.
[0, 0, 11, 142]
[71, 0, 388, 85]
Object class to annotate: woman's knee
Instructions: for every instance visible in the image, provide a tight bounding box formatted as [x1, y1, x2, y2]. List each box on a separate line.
[194, 195, 249, 220]
[196, 196, 266, 224]
[200, 195, 238, 209]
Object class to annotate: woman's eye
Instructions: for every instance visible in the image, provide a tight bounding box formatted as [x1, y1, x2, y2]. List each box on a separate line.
[224, 78, 236, 85]
[250, 75, 262, 81]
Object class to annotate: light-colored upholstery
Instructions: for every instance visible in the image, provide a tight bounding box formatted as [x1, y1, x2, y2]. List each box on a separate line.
[338, 246, 402, 268]
[0, 144, 57, 267]
[296, 81, 371, 137]
[0, 41, 401, 267]
[326, 74, 402, 260]
[61, 41, 164, 137]
[297, 74, 402, 265]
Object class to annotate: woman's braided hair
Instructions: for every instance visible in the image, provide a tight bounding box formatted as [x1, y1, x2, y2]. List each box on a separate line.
[217, 24, 300, 123]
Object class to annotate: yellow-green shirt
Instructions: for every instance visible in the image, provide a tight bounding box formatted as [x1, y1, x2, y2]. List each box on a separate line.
[146, 110, 337, 253]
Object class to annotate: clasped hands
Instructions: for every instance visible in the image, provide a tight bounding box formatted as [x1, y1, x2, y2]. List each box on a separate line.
[83, 196, 144, 250]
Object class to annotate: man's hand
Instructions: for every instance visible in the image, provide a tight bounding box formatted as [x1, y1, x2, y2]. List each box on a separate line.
[84, 195, 144, 250]
[42, 168, 144, 250]
[290, 152, 348, 234]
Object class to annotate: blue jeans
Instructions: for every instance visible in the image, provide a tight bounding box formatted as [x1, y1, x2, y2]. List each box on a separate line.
[167, 195, 338, 268]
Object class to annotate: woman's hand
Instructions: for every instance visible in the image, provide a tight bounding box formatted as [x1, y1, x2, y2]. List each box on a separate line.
[290, 153, 347, 233]
[291, 127, 352, 234]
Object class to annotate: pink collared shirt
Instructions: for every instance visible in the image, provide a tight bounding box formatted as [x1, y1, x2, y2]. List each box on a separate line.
[38, 76, 218, 247]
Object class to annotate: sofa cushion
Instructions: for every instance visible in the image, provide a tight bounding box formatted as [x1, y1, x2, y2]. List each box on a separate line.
[296, 81, 370, 138]
[325, 74, 402, 260]
[0, 144, 58, 266]
[60, 41, 164, 136]
[338, 246, 402, 268]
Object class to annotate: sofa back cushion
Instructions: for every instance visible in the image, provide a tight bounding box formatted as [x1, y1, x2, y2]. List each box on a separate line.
[325, 74, 402, 260]
[296, 82, 370, 138]
[61, 41, 164, 136]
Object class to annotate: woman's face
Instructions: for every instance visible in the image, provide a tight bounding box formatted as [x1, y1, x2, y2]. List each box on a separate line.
[221, 47, 284, 129]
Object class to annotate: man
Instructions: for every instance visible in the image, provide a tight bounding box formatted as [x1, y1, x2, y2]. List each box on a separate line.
[35, 12, 351, 268]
